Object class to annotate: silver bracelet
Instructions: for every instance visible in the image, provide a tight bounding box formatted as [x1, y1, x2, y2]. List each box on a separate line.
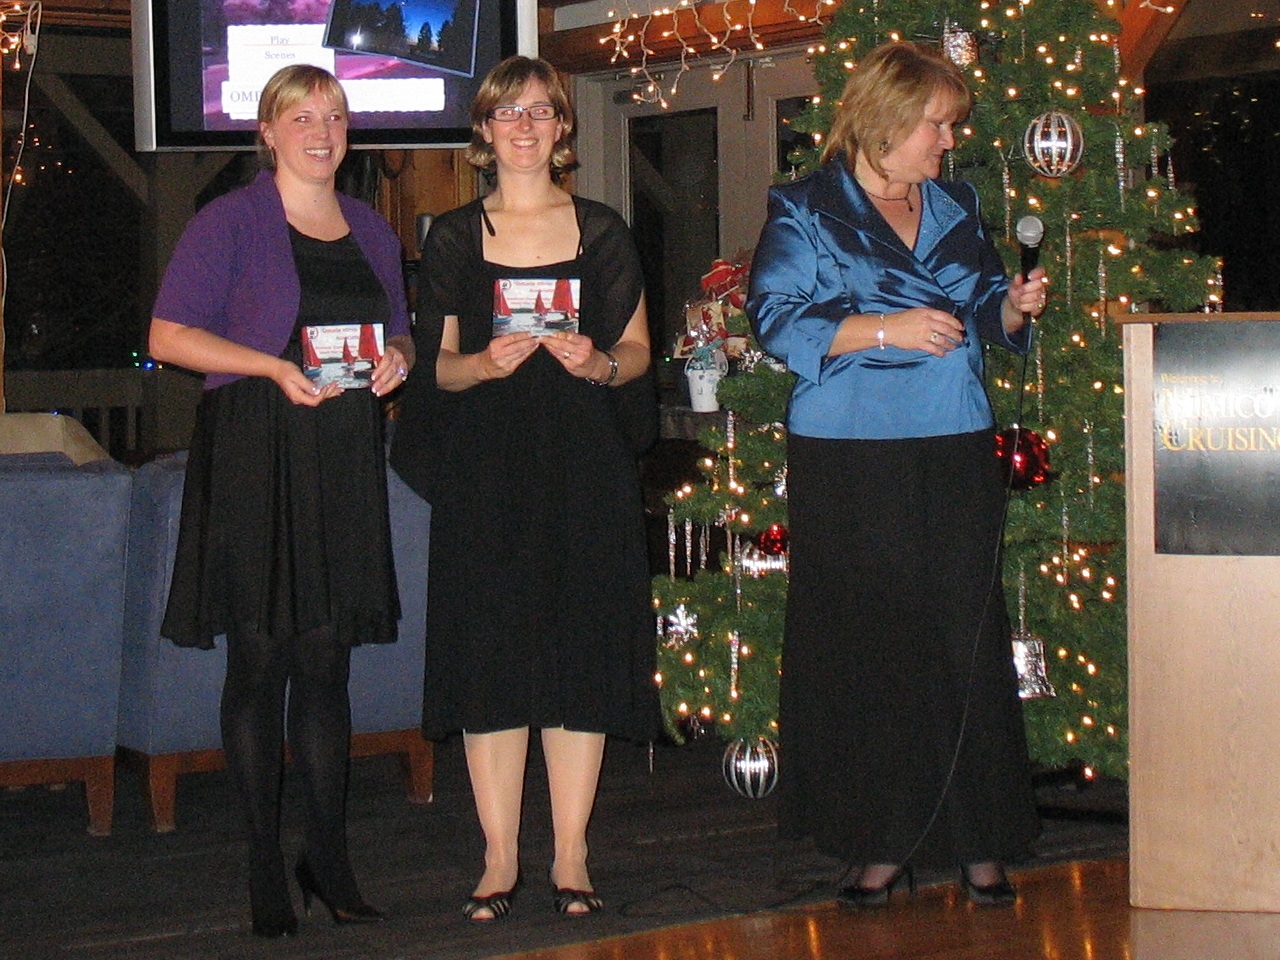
[585, 349, 619, 386]
[876, 314, 887, 350]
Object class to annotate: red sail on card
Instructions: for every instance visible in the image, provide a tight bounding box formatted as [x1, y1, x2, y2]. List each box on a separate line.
[358, 323, 383, 363]
[493, 282, 513, 319]
[551, 278, 577, 318]
[302, 330, 322, 369]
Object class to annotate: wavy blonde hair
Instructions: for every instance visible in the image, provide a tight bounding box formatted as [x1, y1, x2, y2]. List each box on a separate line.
[821, 41, 970, 177]
[467, 56, 578, 180]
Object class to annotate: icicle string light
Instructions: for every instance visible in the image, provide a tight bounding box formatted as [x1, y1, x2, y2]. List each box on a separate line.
[605, 0, 823, 106]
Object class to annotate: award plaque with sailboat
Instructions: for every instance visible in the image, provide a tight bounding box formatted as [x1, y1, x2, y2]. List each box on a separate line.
[491, 278, 580, 337]
[301, 322, 385, 388]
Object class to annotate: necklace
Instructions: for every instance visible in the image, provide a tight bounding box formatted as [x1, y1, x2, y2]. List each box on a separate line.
[858, 182, 915, 212]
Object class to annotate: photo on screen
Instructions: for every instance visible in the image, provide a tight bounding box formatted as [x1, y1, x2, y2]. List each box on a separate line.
[323, 0, 482, 78]
[134, 0, 521, 150]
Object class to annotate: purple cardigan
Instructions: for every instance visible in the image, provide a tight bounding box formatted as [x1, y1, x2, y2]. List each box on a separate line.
[153, 171, 411, 390]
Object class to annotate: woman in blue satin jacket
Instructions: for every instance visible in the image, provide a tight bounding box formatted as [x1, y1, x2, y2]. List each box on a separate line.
[746, 40, 1048, 909]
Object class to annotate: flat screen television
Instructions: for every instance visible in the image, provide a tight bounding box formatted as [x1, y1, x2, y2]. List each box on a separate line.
[133, 0, 537, 151]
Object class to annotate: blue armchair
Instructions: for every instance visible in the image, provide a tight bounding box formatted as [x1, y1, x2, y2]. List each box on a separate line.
[118, 452, 432, 832]
[0, 450, 132, 836]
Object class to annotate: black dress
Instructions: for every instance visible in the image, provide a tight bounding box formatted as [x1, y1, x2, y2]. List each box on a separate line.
[390, 198, 658, 741]
[162, 228, 399, 650]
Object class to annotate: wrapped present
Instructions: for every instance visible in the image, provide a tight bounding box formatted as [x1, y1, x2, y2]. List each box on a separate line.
[675, 253, 754, 362]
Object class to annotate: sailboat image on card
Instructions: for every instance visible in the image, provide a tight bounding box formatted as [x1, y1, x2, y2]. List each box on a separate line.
[302, 322, 385, 388]
[491, 277, 580, 338]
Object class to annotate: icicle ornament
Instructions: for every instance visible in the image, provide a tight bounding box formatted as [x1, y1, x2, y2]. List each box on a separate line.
[1012, 569, 1057, 700]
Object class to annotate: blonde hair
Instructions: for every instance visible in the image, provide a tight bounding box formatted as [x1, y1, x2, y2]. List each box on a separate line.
[256, 65, 349, 169]
[467, 56, 577, 180]
[821, 41, 970, 176]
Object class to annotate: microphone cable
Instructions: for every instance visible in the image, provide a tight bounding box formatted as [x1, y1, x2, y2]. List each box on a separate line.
[860, 303, 1038, 881]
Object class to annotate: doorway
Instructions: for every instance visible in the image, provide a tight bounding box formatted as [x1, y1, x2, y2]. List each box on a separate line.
[574, 49, 819, 357]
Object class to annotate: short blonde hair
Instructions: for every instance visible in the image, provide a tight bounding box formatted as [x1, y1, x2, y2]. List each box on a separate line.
[467, 56, 577, 180]
[821, 41, 970, 176]
[256, 65, 349, 169]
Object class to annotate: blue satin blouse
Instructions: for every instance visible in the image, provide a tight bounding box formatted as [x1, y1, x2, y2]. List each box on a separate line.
[745, 158, 1030, 440]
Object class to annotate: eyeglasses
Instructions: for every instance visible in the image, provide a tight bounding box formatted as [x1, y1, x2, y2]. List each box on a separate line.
[487, 103, 559, 122]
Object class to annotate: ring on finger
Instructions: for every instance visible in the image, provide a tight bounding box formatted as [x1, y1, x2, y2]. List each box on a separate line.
[929, 332, 939, 344]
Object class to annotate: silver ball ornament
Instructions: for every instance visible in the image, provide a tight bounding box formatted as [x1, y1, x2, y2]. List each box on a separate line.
[1023, 111, 1084, 178]
[942, 20, 978, 67]
[722, 737, 780, 798]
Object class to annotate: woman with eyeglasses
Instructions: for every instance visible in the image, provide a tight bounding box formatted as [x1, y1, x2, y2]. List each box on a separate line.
[390, 55, 657, 923]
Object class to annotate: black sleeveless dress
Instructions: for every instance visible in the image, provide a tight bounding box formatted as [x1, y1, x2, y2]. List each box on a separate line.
[390, 198, 658, 741]
[162, 228, 399, 650]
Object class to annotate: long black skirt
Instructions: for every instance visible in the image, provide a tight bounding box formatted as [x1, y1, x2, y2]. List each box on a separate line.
[777, 429, 1040, 868]
[161, 373, 399, 652]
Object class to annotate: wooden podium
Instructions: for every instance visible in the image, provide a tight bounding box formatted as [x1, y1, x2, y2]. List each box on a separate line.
[1123, 312, 1280, 911]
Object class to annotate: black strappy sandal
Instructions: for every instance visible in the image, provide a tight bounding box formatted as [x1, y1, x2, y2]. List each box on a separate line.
[463, 887, 515, 922]
[552, 886, 603, 915]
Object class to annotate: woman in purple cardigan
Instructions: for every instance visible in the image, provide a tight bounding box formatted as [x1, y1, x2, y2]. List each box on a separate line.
[148, 65, 412, 939]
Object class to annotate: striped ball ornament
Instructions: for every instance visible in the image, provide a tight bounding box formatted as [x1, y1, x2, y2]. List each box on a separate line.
[1023, 110, 1084, 178]
[722, 737, 780, 799]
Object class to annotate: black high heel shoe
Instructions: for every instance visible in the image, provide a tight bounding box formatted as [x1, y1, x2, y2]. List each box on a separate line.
[249, 849, 298, 938]
[251, 909, 299, 939]
[294, 857, 387, 925]
[960, 865, 1017, 906]
[837, 865, 916, 909]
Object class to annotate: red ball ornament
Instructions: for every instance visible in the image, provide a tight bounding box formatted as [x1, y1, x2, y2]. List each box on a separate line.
[754, 523, 789, 555]
[995, 427, 1052, 490]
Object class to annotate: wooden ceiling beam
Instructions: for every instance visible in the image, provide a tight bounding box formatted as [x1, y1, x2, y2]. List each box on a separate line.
[1116, 0, 1188, 80]
[30, 0, 131, 30]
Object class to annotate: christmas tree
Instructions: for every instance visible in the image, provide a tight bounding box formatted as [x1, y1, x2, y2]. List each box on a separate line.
[654, 0, 1221, 782]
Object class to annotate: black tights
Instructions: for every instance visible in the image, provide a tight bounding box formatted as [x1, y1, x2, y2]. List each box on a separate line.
[221, 627, 359, 919]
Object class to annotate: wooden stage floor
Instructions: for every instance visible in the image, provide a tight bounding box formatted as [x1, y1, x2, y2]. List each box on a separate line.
[497, 860, 1280, 960]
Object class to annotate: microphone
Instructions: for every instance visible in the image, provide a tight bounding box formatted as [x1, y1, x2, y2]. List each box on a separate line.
[1015, 215, 1044, 281]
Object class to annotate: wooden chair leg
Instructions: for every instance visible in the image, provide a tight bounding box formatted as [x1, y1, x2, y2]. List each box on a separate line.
[350, 730, 435, 804]
[83, 755, 116, 837]
[117, 747, 227, 833]
[145, 754, 180, 834]
[400, 738, 435, 804]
